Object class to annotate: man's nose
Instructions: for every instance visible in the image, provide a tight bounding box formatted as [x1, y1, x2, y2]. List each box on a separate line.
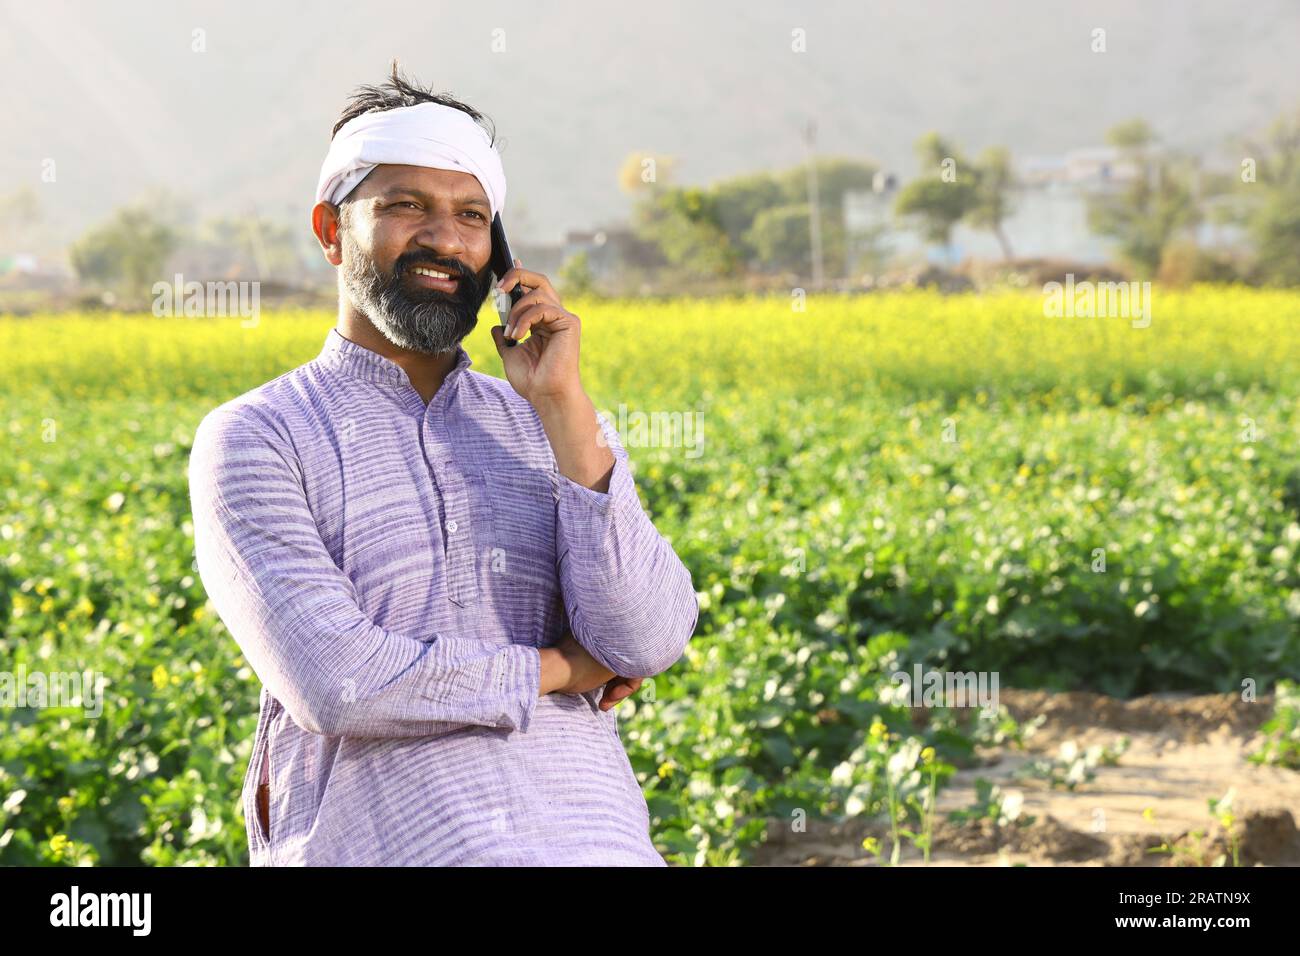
[412, 215, 467, 257]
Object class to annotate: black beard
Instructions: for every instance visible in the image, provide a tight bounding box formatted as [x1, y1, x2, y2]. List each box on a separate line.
[342, 240, 493, 354]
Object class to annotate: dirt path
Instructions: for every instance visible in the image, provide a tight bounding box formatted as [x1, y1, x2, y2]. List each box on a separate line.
[753, 689, 1300, 867]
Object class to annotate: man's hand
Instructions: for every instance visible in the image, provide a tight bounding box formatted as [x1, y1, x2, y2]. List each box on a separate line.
[491, 258, 583, 407]
[538, 632, 647, 712]
[492, 258, 616, 493]
[597, 675, 645, 712]
[539, 630, 615, 696]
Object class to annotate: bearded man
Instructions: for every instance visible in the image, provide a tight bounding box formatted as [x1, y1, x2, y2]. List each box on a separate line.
[188, 65, 698, 866]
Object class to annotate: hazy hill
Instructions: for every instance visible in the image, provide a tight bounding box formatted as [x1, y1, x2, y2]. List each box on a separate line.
[3, 0, 1297, 251]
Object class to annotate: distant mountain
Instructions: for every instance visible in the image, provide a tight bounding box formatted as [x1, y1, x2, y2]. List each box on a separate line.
[3, 0, 1297, 254]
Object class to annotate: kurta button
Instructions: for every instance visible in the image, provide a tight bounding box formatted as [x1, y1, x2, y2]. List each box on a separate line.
[446, 519, 458, 533]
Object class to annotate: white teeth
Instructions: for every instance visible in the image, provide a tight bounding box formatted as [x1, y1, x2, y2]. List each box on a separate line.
[412, 267, 453, 280]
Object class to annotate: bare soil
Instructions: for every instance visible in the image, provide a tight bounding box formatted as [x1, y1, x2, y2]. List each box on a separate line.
[752, 688, 1300, 867]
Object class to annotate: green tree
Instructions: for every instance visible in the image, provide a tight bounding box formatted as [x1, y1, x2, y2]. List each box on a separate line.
[1106, 117, 1156, 150]
[1251, 177, 1300, 286]
[557, 249, 598, 297]
[70, 204, 178, 301]
[743, 202, 848, 275]
[712, 172, 787, 259]
[0, 187, 42, 252]
[894, 133, 979, 254]
[969, 146, 1016, 259]
[195, 214, 301, 280]
[744, 203, 812, 271]
[778, 158, 876, 277]
[631, 186, 740, 280]
[1086, 119, 1199, 277]
[628, 158, 876, 280]
[1245, 107, 1300, 286]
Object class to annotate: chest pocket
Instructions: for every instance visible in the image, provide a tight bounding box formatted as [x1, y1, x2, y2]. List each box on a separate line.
[470, 467, 561, 592]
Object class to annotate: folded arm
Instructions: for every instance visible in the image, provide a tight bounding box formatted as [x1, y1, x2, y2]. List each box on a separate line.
[189, 403, 541, 739]
[541, 404, 699, 679]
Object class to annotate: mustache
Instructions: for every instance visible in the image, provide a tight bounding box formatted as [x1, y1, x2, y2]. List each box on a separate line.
[392, 252, 474, 282]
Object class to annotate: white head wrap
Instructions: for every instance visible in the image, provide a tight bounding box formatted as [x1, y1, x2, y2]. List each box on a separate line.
[315, 102, 506, 218]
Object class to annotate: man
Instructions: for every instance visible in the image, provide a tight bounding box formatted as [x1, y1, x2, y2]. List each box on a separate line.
[188, 66, 699, 866]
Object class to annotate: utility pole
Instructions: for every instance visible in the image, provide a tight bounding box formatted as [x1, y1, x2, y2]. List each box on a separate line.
[803, 120, 824, 290]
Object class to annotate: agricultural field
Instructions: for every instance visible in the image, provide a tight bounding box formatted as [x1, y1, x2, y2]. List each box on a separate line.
[1, 287, 1299, 865]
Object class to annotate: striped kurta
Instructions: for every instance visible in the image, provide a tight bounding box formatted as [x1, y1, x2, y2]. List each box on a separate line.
[188, 327, 699, 865]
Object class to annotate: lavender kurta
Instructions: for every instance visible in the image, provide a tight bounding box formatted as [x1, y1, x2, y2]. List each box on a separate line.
[188, 327, 698, 865]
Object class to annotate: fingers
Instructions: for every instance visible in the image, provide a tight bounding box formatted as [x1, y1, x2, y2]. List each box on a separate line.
[598, 676, 645, 711]
[502, 304, 547, 342]
[599, 692, 624, 711]
[498, 262, 559, 300]
[489, 324, 510, 354]
[504, 302, 579, 342]
[600, 685, 635, 710]
[508, 285, 559, 315]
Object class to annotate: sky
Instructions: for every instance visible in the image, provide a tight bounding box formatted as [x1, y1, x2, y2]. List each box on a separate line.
[4, 0, 1298, 250]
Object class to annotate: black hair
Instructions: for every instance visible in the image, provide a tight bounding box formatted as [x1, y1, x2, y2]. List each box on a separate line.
[331, 60, 496, 145]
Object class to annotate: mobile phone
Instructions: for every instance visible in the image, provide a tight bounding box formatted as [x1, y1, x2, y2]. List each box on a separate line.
[489, 213, 525, 347]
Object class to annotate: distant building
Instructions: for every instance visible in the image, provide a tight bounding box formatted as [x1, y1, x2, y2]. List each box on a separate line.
[510, 240, 565, 277]
[842, 146, 1209, 268]
[1021, 147, 1149, 190]
[843, 172, 929, 272]
[557, 225, 663, 279]
[0, 253, 40, 275]
[1195, 195, 1249, 251]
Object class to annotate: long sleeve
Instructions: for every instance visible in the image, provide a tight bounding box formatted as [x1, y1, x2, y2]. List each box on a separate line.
[189, 402, 541, 739]
[551, 410, 699, 679]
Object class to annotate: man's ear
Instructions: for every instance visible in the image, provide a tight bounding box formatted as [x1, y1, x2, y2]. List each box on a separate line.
[312, 201, 344, 266]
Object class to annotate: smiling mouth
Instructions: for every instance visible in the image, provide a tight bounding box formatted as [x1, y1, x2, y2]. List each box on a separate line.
[406, 266, 460, 291]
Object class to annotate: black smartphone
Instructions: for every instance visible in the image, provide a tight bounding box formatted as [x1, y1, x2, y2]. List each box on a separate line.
[489, 213, 525, 347]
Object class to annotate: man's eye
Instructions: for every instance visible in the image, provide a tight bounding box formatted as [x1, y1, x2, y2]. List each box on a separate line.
[464, 210, 486, 220]
[398, 201, 419, 209]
